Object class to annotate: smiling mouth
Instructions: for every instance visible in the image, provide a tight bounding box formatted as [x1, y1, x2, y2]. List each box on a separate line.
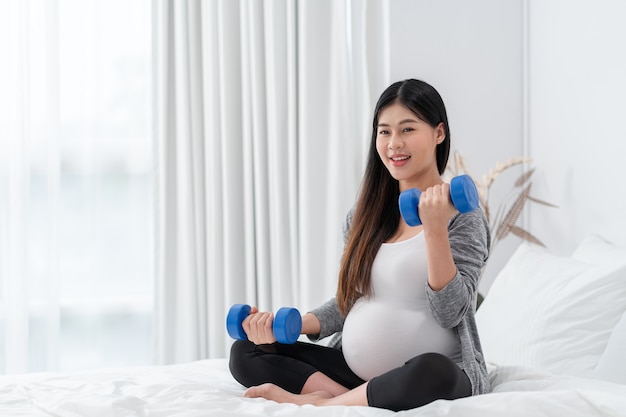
[390, 156, 410, 162]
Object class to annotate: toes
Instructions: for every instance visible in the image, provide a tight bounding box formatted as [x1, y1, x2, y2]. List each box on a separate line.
[243, 383, 273, 399]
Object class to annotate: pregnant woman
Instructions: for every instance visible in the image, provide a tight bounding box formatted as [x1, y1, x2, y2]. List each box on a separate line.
[228, 78, 491, 412]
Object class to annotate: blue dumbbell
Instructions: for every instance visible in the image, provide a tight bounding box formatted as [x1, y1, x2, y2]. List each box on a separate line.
[398, 174, 479, 227]
[226, 304, 302, 344]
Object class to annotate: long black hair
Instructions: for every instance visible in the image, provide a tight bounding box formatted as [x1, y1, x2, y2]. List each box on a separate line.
[337, 79, 451, 315]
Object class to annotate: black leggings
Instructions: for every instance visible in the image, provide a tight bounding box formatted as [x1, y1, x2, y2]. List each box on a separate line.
[229, 340, 472, 412]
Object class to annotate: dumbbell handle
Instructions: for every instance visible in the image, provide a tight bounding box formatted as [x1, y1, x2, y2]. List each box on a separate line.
[398, 175, 479, 227]
[226, 304, 302, 344]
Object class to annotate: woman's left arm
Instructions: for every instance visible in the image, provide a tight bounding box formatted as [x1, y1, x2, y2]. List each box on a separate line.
[425, 210, 491, 328]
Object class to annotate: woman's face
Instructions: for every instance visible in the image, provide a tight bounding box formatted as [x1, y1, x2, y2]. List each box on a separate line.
[375, 102, 445, 190]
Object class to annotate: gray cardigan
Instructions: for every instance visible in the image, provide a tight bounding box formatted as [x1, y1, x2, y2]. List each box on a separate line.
[308, 209, 491, 396]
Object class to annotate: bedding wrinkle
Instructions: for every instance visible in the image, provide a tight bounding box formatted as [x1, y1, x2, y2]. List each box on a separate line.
[2, 359, 626, 417]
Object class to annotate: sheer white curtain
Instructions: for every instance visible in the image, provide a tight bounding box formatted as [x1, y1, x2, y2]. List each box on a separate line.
[1, 0, 153, 374]
[0, 0, 63, 374]
[154, 0, 388, 363]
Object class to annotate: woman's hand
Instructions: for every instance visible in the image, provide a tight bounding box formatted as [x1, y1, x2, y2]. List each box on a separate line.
[241, 308, 317, 345]
[418, 183, 459, 291]
[417, 183, 458, 230]
[241, 306, 277, 345]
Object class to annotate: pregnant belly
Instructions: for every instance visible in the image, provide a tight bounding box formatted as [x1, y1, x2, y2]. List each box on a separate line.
[342, 298, 459, 381]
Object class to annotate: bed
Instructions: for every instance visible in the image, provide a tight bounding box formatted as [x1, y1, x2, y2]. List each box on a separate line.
[1, 359, 625, 417]
[2, 235, 626, 417]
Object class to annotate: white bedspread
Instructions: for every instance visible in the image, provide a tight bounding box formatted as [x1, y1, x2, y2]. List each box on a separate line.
[1, 359, 625, 417]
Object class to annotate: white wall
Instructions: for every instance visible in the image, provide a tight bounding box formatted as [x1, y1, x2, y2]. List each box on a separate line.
[387, 0, 526, 293]
[380, 0, 626, 293]
[528, 1, 626, 254]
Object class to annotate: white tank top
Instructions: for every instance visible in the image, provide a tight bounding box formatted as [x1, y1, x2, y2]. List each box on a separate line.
[341, 232, 462, 381]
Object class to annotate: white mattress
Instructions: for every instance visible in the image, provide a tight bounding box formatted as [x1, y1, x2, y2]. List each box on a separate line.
[1, 359, 625, 417]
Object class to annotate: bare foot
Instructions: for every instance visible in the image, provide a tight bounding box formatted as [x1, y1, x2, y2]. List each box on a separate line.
[243, 383, 333, 406]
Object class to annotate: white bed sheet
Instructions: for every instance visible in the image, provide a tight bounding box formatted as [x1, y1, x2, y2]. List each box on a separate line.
[1, 359, 625, 417]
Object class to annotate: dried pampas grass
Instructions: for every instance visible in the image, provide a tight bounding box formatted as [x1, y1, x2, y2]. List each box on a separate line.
[445, 151, 557, 253]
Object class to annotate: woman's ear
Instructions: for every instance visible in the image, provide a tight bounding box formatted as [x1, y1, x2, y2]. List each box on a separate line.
[435, 122, 446, 144]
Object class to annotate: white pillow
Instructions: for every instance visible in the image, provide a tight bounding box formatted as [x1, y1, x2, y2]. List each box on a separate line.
[573, 235, 626, 385]
[594, 311, 626, 384]
[572, 235, 626, 384]
[571, 234, 626, 267]
[476, 242, 626, 378]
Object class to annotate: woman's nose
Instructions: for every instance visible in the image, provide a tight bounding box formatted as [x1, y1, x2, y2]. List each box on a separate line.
[388, 134, 403, 150]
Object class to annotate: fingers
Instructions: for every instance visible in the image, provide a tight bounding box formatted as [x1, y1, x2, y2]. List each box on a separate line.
[420, 183, 451, 209]
[421, 183, 449, 201]
[242, 308, 277, 345]
[418, 183, 457, 227]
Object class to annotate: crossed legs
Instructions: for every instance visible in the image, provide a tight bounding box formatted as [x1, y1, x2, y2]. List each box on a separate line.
[229, 341, 471, 412]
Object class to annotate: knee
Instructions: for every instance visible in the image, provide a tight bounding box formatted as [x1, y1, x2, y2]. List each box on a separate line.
[230, 339, 255, 361]
[228, 340, 256, 386]
[404, 353, 461, 397]
[368, 353, 470, 411]
[406, 352, 454, 374]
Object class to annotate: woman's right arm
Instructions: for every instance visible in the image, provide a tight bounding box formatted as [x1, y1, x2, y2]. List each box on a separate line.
[306, 297, 345, 341]
[301, 313, 321, 335]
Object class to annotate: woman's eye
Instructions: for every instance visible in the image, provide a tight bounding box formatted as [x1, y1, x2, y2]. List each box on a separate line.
[378, 129, 389, 135]
[403, 127, 414, 133]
